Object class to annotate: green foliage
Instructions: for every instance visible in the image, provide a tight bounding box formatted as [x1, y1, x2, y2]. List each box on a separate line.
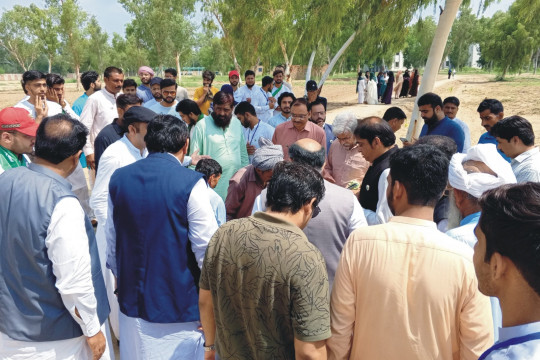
[196, 34, 233, 73]
[447, 7, 478, 70]
[403, 17, 437, 68]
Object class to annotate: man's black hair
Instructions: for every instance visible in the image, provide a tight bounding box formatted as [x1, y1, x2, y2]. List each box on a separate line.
[213, 91, 234, 106]
[244, 70, 255, 78]
[417, 92, 443, 109]
[490, 115, 535, 146]
[477, 98, 503, 114]
[273, 69, 284, 77]
[278, 92, 296, 107]
[160, 78, 177, 90]
[21, 70, 46, 94]
[122, 79, 137, 89]
[234, 101, 256, 117]
[288, 143, 325, 171]
[291, 97, 308, 109]
[81, 71, 99, 91]
[266, 162, 325, 214]
[104, 66, 123, 79]
[443, 96, 460, 107]
[195, 158, 223, 180]
[308, 98, 326, 112]
[355, 118, 396, 147]
[35, 114, 88, 164]
[479, 183, 540, 296]
[262, 76, 273, 87]
[176, 99, 201, 116]
[389, 144, 449, 207]
[145, 114, 189, 154]
[116, 94, 142, 110]
[164, 68, 177, 77]
[414, 135, 457, 161]
[46, 73, 65, 87]
[382, 106, 406, 121]
[202, 70, 215, 81]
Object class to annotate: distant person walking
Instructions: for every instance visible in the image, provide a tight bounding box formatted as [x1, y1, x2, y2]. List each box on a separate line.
[356, 71, 366, 104]
[381, 71, 395, 104]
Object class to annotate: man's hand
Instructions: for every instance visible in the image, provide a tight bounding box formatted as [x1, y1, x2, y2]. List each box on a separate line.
[190, 149, 211, 166]
[269, 99, 275, 109]
[246, 97, 251, 103]
[86, 154, 96, 170]
[86, 331, 106, 360]
[46, 88, 59, 104]
[34, 95, 48, 123]
[246, 144, 256, 155]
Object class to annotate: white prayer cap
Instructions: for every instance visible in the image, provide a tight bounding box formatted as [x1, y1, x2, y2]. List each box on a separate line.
[448, 143, 516, 198]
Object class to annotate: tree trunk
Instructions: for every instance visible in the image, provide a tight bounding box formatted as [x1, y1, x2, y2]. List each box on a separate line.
[279, 39, 290, 75]
[405, 0, 463, 141]
[48, 56, 52, 74]
[319, 29, 360, 87]
[501, 65, 509, 80]
[175, 52, 182, 82]
[75, 63, 80, 91]
[305, 49, 317, 96]
[534, 48, 540, 75]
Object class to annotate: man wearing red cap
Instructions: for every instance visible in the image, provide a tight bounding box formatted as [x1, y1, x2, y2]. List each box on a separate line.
[229, 70, 240, 92]
[0, 107, 37, 174]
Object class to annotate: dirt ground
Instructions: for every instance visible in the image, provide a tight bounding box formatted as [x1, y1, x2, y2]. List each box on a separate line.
[2, 73, 539, 145]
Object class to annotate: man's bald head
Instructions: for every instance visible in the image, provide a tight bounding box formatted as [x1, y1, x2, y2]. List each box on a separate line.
[288, 138, 325, 171]
[462, 160, 497, 177]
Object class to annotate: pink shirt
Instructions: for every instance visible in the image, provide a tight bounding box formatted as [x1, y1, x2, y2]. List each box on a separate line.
[225, 165, 265, 221]
[328, 216, 493, 360]
[272, 121, 326, 161]
[323, 142, 369, 195]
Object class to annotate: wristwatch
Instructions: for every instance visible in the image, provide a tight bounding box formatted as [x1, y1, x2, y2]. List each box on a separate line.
[203, 343, 215, 352]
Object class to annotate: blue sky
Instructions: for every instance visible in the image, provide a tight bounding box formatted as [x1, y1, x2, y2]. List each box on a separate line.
[0, 0, 513, 39]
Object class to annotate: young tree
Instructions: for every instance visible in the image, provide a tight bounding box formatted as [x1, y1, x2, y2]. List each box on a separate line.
[404, 17, 437, 68]
[447, 7, 478, 70]
[28, 4, 61, 74]
[0, 6, 41, 71]
[85, 16, 110, 72]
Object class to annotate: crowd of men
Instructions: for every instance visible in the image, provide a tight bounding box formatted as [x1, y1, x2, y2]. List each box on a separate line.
[0, 64, 539, 360]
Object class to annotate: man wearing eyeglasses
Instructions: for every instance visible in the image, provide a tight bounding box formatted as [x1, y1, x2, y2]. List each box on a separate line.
[272, 98, 326, 161]
[148, 78, 183, 119]
[309, 99, 335, 153]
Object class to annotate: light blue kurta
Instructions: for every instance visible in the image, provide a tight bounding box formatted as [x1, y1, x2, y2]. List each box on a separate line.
[190, 115, 249, 200]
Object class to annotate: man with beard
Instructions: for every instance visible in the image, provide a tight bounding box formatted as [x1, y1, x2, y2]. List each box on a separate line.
[190, 91, 249, 199]
[136, 65, 154, 104]
[328, 145, 494, 360]
[194, 70, 219, 115]
[143, 77, 163, 109]
[445, 143, 516, 342]
[418, 92, 465, 153]
[15, 70, 61, 122]
[176, 99, 203, 134]
[234, 71, 275, 123]
[477, 99, 510, 162]
[268, 92, 295, 128]
[234, 101, 275, 163]
[323, 112, 369, 195]
[73, 71, 101, 116]
[228, 70, 240, 92]
[473, 183, 540, 360]
[272, 98, 326, 161]
[271, 69, 289, 116]
[80, 66, 124, 171]
[149, 78, 182, 119]
[443, 96, 471, 152]
[309, 99, 335, 153]
[164, 68, 189, 102]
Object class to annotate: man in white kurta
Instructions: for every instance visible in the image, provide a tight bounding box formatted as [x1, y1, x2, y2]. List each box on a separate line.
[90, 106, 154, 339]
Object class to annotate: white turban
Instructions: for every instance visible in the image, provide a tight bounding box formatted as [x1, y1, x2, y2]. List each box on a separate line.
[448, 143, 516, 198]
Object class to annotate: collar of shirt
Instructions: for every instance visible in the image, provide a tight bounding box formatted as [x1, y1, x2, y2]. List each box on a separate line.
[285, 119, 313, 133]
[246, 165, 265, 188]
[28, 163, 72, 190]
[101, 88, 119, 101]
[371, 145, 397, 168]
[388, 215, 437, 229]
[497, 321, 540, 344]
[120, 134, 148, 158]
[112, 119, 125, 136]
[279, 113, 292, 121]
[252, 211, 307, 240]
[459, 211, 481, 227]
[513, 147, 539, 164]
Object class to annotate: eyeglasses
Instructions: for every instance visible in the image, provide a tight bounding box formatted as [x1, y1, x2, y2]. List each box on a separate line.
[162, 90, 177, 96]
[312, 205, 321, 218]
[291, 113, 308, 120]
[311, 111, 325, 117]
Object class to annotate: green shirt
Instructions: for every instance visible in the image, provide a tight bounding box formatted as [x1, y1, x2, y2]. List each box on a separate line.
[0, 146, 26, 173]
[189, 115, 249, 200]
[200, 212, 331, 359]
